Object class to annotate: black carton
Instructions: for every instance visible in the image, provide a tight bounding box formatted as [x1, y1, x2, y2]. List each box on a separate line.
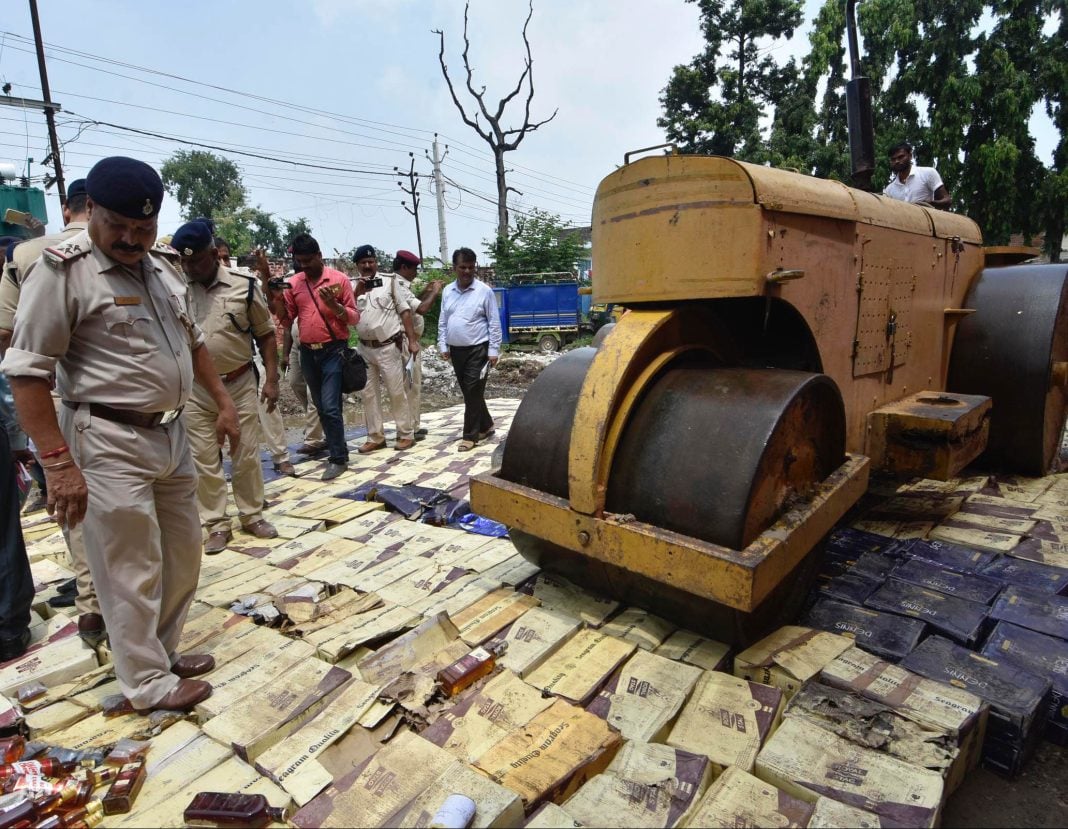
[825, 527, 900, 558]
[981, 621, 1068, 745]
[864, 579, 988, 648]
[988, 584, 1068, 641]
[804, 599, 925, 662]
[851, 551, 902, 581]
[901, 635, 1052, 778]
[900, 538, 997, 573]
[890, 558, 1004, 605]
[817, 573, 882, 606]
[980, 556, 1068, 595]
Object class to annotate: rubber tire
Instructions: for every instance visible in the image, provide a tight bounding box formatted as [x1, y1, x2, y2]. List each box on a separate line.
[538, 333, 560, 353]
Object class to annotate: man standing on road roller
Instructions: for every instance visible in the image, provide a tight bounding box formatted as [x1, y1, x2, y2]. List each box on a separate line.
[172, 220, 280, 554]
[1, 156, 240, 713]
[438, 247, 502, 451]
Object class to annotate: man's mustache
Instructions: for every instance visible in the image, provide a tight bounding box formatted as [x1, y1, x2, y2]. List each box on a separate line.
[112, 243, 144, 253]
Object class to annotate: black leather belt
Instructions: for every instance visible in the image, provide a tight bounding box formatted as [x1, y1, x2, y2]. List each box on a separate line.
[63, 401, 183, 428]
[361, 332, 403, 349]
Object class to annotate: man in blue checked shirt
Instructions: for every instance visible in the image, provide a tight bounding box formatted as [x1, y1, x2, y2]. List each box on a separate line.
[437, 247, 503, 452]
[0, 370, 34, 661]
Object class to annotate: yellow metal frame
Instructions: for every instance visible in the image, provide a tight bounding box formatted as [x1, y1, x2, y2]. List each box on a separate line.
[470, 454, 869, 612]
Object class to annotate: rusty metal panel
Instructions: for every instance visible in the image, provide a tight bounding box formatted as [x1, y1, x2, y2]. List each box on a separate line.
[852, 239, 918, 378]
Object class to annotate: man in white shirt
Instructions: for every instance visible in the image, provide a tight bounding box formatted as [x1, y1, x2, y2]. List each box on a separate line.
[883, 142, 952, 209]
[437, 247, 503, 452]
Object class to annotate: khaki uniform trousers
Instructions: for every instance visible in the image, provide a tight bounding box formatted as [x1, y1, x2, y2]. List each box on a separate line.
[407, 348, 422, 431]
[61, 403, 200, 709]
[185, 371, 265, 533]
[253, 355, 289, 464]
[288, 348, 324, 443]
[359, 340, 413, 443]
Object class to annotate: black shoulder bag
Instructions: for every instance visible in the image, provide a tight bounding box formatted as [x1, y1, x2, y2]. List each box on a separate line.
[303, 280, 367, 393]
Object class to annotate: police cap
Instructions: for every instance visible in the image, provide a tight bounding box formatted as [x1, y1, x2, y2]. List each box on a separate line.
[394, 249, 420, 266]
[66, 179, 88, 200]
[170, 220, 215, 256]
[353, 244, 376, 262]
[85, 157, 164, 219]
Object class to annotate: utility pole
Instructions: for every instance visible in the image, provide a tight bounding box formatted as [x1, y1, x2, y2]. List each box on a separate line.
[28, 0, 66, 205]
[429, 135, 449, 267]
[396, 152, 423, 262]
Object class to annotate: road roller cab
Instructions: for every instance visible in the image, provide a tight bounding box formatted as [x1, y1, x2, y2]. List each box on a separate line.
[470, 153, 1068, 645]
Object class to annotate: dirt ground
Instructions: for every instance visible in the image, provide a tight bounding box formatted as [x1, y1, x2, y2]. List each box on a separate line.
[273, 345, 1068, 827]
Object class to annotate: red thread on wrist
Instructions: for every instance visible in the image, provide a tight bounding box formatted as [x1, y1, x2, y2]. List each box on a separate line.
[39, 444, 70, 460]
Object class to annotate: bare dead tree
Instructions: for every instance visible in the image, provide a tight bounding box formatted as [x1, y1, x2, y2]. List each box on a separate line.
[433, 0, 558, 243]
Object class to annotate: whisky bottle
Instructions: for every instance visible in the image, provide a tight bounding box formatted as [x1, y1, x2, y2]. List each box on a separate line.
[100, 762, 145, 816]
[183, 792, 288, 827]
[436, 642, 508, 697]
[0, 740, 24, 765]
[0, 762, 75, 782]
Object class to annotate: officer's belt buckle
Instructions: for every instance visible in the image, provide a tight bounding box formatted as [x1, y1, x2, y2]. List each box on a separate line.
[158, 408, 183, 426]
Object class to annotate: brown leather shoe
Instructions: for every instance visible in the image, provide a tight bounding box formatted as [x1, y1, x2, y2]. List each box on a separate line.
[171, 654, 216, 678]
[273, 460, 297, 476]
[134, 678, 212, 713]
[78, 613, 107, 646]
[296, 441, 326, 455]
[393, 438, 415, 451]
[358, 441, 386, 454]
[242, 519, 278, 539]
[203, 529, 232, 555]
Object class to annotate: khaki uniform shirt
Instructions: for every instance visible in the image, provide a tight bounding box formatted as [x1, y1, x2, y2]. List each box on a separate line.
[394, 273, 426, 337]
[187, 264, 274, 375]
[0, 231, 205, 413]
[354, 274, 419, 343]
[0, 221, 88, 331]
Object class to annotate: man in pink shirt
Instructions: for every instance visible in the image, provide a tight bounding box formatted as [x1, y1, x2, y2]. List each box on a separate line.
[269, 234, 359, 481]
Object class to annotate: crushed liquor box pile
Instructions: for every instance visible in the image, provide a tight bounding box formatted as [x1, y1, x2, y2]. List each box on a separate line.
[6, 400, 1066, 826]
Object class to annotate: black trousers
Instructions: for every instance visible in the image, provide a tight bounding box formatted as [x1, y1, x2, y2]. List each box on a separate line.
[450, 342, 493, 442]
[0, 429, 33, 640]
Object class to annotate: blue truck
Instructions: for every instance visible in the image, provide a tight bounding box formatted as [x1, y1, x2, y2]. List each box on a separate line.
[492, 274, 590, 353]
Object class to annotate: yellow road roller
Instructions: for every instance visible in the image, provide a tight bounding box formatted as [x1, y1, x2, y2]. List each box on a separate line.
[469, 6, 1068, 643]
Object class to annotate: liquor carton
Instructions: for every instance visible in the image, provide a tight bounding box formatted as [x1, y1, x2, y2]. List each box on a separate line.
[666, 671, 784, 773]
[784, 681, 964, 793]
[489, 607, 583, 678]
[819, 645, 987, 778]
[586, 649, 702, 741]
[804, 599, 925, 662]
[733, 626, 854, 699]
[520, 573, 620, 627]
[0, 633, 97, 696]
[981, 621, 1068, 745]
[524, 802, 583, 828]
[202, 664, 352, 762]
[356, 612, 460, 685]
[193, 636, 317, 719]
[825, 527, 900, 558]
[600, 608, 675, 651]
[385, 758, 525, 828]
[864, 579, 987, 648]
[653, 630, 730, 672]
[421, 670, 555, 763]
[451, 588, 540, 646]
[816, 573, 882, 606]
[981, 555, 1068, 595]
[563, 744, 709, 829]
[291, 731, 456, 827]
[901, 635, 1051, 778]
[890, 558, 1004, 605]
[474, 699, 622, 812]
[807, 797, 882, 828]
[755, 718, 943, 827]
[254, 678, 381, 805]
[304, 602, 421, 663]
[988, 584, 1068, 640]
[850, 551, 902, 581]
[525, 629, 636, 705]
[681, 766, 813, 829]
[899, 538, 997, 573]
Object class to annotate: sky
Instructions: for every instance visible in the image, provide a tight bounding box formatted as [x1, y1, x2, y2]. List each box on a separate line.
[0, 1, 1058, 263]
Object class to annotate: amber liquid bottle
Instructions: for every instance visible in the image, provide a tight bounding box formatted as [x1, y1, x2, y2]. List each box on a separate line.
[183, 793, 287, 827]
[100, 762, 145, 816]
[436, 641, 508, 697]
[0, 740, 24, 765]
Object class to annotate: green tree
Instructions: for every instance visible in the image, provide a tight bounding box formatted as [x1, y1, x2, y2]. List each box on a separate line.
[487, 209, 585, 280]
[214, 207, 284, 257]
[1039, 0, 1068, 261]
[658, 0, 804, 157]
[160, 150, 246, 221]
[281, 217, 313, 245]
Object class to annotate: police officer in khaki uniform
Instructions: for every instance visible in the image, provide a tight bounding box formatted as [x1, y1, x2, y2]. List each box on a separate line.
[351, 244, 421, 453]
[172, 221, 280, 553]
[391, 250, 442, 440]
[0, 179, 104, 646]
[1, 157, 240, 713]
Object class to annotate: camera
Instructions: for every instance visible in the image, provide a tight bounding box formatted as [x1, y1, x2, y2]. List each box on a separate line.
[364, 277, 383, 289]
[267, 278, 291, 290]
